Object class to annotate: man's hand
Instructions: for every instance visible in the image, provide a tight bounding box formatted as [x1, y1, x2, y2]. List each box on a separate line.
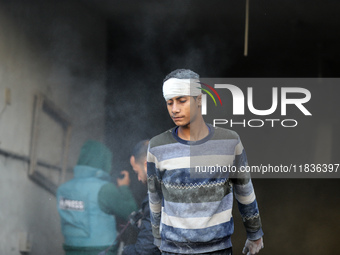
[242, 237, 264, 255]
[117, 170, 130, 186]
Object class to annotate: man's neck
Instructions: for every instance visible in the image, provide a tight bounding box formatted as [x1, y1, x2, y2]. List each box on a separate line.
[177, 117, 209, 141]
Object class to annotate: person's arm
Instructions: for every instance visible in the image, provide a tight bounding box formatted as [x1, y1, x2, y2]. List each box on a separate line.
[98, 173, 138, 221]
[147, 147, 163, 248]
[231, 138, 264, 252]
[122, 200, 161, 255]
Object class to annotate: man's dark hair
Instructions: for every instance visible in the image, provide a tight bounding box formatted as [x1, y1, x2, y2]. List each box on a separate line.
[131, 140, 149, 163]
[163, 69, 199, 83]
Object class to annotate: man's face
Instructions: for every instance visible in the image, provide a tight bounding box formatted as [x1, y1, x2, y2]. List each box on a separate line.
[166, 95, 201, 126]
[130, 156, 147, 184]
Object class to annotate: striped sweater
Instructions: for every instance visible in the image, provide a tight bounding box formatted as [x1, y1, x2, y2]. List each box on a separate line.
[147, 124, 263, 254]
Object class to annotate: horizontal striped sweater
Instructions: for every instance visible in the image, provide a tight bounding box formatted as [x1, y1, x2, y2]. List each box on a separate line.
[147, 124, 263, 254]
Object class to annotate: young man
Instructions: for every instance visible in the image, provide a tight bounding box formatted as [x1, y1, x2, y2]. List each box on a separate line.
[122, 140, 161, 255]
[147, 69, 264, 255]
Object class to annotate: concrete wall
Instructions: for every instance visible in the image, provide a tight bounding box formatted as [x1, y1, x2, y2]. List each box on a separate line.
[0, 1, 107, 254]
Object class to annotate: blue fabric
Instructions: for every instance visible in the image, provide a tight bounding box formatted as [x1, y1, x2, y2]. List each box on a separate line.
[163, 193, 233, 218]
[57, 166, 117, 247]
[162, 247, 232, 255]
[161, 220, 234, 244]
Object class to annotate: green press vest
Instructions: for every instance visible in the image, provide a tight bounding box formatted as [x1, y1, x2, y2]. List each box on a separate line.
[57, 166, 117, 247]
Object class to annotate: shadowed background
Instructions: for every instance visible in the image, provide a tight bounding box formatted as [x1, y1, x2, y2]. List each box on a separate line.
[0, 0, 339, 254]
[103, 3, 340, 254]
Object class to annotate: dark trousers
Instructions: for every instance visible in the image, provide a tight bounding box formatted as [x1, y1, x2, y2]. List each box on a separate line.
[162, 247, 232, 255]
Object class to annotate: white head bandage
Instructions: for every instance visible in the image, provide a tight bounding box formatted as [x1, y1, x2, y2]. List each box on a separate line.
[163, 78, 202, 101]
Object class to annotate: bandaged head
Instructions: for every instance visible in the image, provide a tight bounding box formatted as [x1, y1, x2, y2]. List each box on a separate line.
[163, 78, 202, 101]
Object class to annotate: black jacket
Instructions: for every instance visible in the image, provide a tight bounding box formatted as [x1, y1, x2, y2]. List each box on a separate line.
[122, 196, 161, 255]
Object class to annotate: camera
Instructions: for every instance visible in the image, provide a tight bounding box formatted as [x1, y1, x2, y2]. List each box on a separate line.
[128, 209, 143, 226]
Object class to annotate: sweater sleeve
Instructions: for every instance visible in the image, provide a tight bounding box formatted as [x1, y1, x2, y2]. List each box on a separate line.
[98, 183, 138, 221]
[147, 148, 163, 245]
[231, 138, 264, 240]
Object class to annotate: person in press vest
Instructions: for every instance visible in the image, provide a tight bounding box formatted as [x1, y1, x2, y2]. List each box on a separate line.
[57, 140, 137, 255]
